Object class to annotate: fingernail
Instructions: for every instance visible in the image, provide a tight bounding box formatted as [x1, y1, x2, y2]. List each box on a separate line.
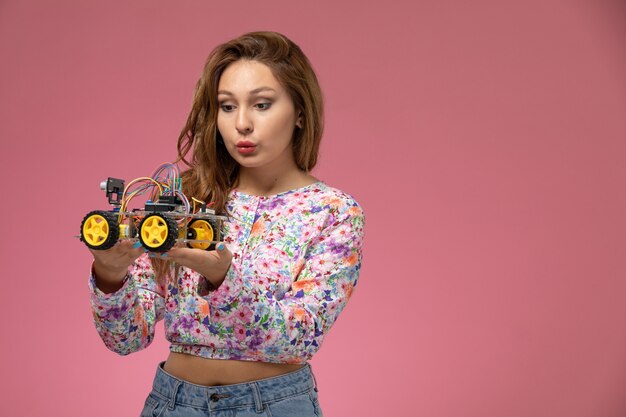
[132, 241, 142, 249]
[149, 253, 155, 258]
[144, 248, 149, 253]
[160, 253, 168, 258]
[217, 243, 225, 251]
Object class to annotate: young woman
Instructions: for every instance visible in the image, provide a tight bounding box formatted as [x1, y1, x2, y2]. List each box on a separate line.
[88, 31, 365, 416]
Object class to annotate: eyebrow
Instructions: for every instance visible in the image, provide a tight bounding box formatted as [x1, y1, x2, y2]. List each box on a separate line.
[217, 87, 277, 96]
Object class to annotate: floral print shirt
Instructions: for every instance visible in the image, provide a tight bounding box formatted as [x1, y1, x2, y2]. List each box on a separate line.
[89, 181, 365, 364]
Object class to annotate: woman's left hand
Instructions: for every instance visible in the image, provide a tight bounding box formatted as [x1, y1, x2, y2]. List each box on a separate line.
[165, 243, 232, 288]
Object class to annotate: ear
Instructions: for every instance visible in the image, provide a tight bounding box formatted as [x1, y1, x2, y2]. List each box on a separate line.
[296, 112, 303, 128]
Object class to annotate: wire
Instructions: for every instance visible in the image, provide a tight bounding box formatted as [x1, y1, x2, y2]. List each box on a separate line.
[114, 163, 219, 225]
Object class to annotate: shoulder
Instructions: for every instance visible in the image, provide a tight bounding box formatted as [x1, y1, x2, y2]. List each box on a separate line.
[300, 182, 365, 223]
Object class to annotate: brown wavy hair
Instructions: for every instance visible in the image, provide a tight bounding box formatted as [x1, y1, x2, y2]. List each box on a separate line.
[177, 31, 324, 212]
[154, 31, 324, 280]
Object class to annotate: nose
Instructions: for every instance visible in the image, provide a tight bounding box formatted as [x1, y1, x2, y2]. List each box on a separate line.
[235, 108, 253, 134]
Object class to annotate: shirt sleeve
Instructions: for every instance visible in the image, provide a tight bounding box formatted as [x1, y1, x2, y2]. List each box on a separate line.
[88, 254, 165, 355]
[207, 204, 365, 363]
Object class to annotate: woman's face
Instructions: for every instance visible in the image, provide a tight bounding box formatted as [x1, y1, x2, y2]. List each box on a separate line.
[217, 60, 301, 172]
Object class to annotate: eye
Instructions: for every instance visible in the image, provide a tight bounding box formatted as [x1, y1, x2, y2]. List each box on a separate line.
[254, 102, 272, 110]
[219, 104, 236, 112]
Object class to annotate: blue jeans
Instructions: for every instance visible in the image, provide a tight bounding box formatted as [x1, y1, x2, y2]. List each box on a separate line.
[140, 362, 323, 417]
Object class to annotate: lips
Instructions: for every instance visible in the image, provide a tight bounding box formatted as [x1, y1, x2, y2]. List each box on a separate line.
[236, 141, 256, 155]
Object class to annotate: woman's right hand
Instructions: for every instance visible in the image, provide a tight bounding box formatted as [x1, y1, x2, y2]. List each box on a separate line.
[90, 241, 144, 293]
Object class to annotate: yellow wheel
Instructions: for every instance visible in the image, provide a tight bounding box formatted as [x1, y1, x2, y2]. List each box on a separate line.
[138, 213, 177, 252]
[187, 219, 215, 250]
[80, 211, 119, 250]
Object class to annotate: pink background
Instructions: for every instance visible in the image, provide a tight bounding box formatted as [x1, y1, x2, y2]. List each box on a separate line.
[1, 1, 626, 416]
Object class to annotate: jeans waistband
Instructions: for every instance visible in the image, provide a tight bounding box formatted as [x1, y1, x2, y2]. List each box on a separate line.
[151, 362, 316, 412]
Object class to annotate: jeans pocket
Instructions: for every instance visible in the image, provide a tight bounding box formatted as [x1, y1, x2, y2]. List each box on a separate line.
[267, 390, 321, 417]
[308, 389, 323, 417]
[140, 393, 165, 417]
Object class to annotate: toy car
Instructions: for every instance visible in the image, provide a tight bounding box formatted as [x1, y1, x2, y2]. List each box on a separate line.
[80, 164, 227, 252]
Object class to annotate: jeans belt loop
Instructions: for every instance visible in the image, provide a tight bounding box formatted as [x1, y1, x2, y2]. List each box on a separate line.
[250, 382, 264, 413]
[168, 380, 182, 411]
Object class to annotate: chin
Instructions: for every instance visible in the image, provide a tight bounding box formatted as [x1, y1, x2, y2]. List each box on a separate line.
[234, 158, 263, 169]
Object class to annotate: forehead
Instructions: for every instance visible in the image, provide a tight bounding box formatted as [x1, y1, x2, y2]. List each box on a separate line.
[218, 60, 283, 93]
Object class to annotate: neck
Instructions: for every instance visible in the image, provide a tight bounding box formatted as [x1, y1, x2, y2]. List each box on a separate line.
[236, 163, 316, 197]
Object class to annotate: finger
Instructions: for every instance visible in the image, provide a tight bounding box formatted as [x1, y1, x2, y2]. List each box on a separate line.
[168, 244, 231, 264]
[110, 240, 141, 258]
[129, 246, 145, 260]
[166, 247, 197, 263]
[168, 247, 221, 272]
[215, 243, 232, 263]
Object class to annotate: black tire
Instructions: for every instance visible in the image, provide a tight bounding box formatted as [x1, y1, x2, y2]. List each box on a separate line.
[138, 213, 178, 252]
[80, 210, 119, 250]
